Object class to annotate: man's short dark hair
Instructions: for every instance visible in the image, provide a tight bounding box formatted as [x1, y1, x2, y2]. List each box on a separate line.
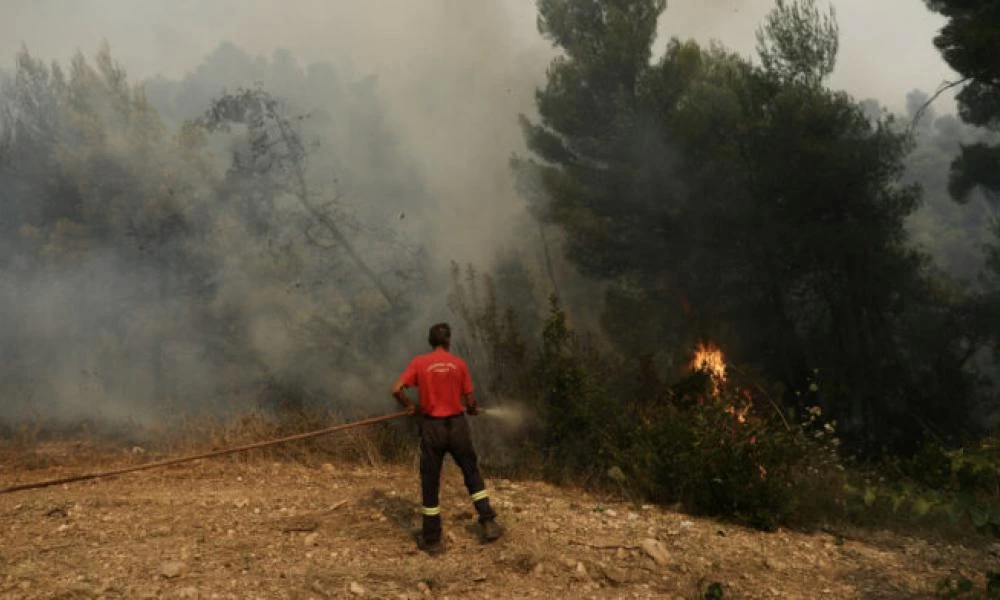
[428, 322, 451, 348]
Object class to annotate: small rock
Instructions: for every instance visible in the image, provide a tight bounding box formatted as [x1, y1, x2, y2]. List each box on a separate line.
[349, 581, 365, 596]
[561, 557, 577, 569]
[321, 463, 336, 474]
[679, 520, 693, 529]
[615, 547, 628, 560]
[417, 581, 431, 596]
[304, 533, 320, 547]
[605, 509, 618, 517]
[177, 586, 200, 600]
[533, 563, 546, 576]
[600, 564, 627, 584]
[574, 562, 588, 579]
[160, 561, 189, 579]
[131, 446, 146, 456]
[640, 539, 670, 566]
[233, 498, 249, 509]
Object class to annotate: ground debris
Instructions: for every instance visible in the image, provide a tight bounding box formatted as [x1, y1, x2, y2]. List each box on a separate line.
[159, 560, 189, 579]
[640, 538, 670, 566]
[0, 452, 993, 600]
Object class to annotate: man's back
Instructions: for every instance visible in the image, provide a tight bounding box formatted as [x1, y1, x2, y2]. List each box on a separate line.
[391, 322, 502, 551]
[399, 348, 472, 417]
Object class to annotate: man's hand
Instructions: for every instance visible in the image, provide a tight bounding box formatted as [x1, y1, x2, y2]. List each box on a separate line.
[464, 393, 479, 416]
[392, 380, 417, 416]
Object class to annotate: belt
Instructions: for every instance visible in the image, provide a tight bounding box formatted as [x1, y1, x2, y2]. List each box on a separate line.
[421, 412, 465, 420]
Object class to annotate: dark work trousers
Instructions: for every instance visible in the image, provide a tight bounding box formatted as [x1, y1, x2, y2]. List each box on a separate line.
[419, 413, 496, 544]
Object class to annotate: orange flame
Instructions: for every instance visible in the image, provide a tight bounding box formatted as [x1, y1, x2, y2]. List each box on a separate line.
[690, 342, 752, 423]
[690, 342, 726, 380]
[690, 341, 726, 395]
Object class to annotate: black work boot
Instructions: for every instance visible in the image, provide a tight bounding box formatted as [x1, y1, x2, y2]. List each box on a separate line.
[420, 514, 443, 555]
[420, 535, 444, 556]
[481, 518, 503, 542]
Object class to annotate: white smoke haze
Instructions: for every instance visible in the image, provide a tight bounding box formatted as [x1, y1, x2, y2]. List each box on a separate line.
[0, 0, 973, 427]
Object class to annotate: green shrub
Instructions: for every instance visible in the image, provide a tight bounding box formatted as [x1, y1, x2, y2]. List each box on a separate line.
[936, 572, 1000, 600]
[448, 270, 847, 529]
[625, 373, 845, 530]
[850, 435, 1000, 535]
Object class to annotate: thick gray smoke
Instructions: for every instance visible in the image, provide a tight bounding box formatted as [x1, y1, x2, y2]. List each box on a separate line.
[0, 0, 973, 428]
[0, 2, 562, 427]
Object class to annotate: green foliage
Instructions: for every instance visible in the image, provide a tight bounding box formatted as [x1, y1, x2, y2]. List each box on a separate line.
[755, 0, 839, 86]
[924, 2, 1000, 366]
[449, 268, 846, 529]
[518, 0, 986, 451]
[903, 92, 996, 282]
[447, 261, 529, 397]
[633, 387, 845, 530]
[847, 435, 1000, 535]
[924, 1, 1000, 199]
[935, 572, 1000, 600]
[531, 295, 625, 481]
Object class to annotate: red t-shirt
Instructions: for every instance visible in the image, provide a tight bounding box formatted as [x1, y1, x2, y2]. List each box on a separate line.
[398, 349, 473, 417]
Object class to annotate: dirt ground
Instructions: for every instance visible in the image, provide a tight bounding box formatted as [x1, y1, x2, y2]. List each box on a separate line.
[0, 443, 996, 600]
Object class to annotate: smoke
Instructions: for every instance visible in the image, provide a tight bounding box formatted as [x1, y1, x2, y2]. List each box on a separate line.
[0, 0, 970, 428]
[0, 1, 564, 428]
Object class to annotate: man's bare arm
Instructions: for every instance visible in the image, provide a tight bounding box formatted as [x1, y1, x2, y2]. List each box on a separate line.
[392, 380, 416, 415]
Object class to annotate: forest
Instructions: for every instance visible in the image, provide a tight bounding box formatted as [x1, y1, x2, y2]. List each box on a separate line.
[1, 0, 999, 535]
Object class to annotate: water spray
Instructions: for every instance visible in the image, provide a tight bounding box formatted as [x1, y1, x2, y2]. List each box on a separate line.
[479, 405, 526, 428]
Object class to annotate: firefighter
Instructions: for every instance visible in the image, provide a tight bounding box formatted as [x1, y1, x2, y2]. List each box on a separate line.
[392, 322, 503, 554]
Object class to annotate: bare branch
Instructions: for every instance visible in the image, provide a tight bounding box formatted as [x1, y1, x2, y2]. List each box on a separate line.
[910, 77, 971, 130]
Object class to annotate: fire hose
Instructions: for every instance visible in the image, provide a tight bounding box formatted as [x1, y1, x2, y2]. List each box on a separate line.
[0, 410, 409, 495]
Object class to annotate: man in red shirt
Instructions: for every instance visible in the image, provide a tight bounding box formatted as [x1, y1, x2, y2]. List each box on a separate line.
[392, 322, 502, 554]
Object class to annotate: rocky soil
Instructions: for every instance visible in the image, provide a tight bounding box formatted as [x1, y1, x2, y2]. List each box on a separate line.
[0, 443, 996, 599]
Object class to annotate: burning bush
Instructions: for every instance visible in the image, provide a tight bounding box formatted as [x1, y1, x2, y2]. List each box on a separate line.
[450, 277, 848, 529]
[613, 341, 845, 529]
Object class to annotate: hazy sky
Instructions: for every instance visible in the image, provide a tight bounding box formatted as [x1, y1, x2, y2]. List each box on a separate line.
[0, 0, 957, 113]
[0, 0, 960, 267]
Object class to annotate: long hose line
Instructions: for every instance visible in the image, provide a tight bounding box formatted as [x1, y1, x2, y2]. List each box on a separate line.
[0, 410, 409, 495]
